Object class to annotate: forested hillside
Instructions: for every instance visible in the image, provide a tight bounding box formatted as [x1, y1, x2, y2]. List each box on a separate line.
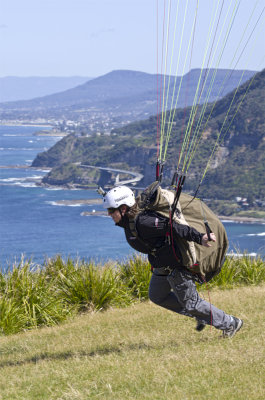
[32, 68, 265, 207]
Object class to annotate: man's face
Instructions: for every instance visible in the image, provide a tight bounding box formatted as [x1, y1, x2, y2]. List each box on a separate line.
[108, 208, 122, 223]
[108, 205, 126, 224]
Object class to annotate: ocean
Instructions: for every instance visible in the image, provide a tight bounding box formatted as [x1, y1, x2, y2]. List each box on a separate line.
[0, 125, 264, 270]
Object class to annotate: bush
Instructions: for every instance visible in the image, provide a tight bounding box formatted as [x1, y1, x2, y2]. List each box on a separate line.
[0, 258, 70, 335]
[118, 255, 152, 300]
[55, 260, 132, 311]
[206, 254, 265, 289]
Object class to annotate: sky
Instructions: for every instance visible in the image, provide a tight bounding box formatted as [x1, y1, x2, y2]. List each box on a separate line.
[0, 0, 264, 78]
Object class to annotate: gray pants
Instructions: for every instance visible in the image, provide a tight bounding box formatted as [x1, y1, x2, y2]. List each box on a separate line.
[149, 268, 232, 330]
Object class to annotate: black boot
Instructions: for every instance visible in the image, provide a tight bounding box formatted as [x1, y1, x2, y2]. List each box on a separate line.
[196, 320, 206, 331]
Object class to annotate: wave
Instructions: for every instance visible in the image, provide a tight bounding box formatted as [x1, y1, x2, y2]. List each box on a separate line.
[227, 252, 258, 257]
[0, 177, 23, 182]
[82, 214, 109, 218]
[45, 201, 84, 207]
[43, 186, 82, 191]
[221, 219, 245, 224]
[0, 175, 43, 183]
[14, 182, 39, 188]
[245, 232, 265, 237]
[44, 187, 64, 191]
[0, 181, 39, 188]
[2, 147, 44, 151]
[45, 201, 66, 206]
[0, 175, 43, 188]
[3, 134, 21, 137]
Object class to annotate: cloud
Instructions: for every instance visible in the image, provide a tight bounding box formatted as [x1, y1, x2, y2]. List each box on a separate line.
[90, 28, 115, 39]
[0, 24, 8, 29]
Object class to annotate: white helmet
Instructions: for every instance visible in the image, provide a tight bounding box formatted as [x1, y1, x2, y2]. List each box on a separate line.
[103, 186, 135, 209]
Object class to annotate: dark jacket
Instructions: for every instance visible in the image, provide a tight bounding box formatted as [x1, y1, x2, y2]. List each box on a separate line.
[117, 210, 204, 268]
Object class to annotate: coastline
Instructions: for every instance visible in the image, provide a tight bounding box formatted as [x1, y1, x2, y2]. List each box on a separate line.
[33, 130, 68, 137]
[219, 215, 265, 224]
[1, 159, 263, 223]
[0, 122, 53, 128]
[0, 122, 67, 137]
[40, 198, 265, 223]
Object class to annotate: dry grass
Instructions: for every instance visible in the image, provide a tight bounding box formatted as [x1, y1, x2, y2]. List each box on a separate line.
[0, 285, 264, 400]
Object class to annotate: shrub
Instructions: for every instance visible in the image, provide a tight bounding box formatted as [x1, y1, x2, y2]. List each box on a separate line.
[206, 254, 265, 289]
[56, 261, 132, 311]
[118, 255, 152, 300]
[0, 258, 71, 335]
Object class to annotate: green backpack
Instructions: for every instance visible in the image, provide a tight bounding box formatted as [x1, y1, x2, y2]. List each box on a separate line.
[133, 181, 228, 282]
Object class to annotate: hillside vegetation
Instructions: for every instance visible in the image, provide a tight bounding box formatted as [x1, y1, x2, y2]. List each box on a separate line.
[32, 69, 265, 206]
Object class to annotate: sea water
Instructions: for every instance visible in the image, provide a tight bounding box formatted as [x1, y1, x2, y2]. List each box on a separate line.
[0, 125, 264, 270]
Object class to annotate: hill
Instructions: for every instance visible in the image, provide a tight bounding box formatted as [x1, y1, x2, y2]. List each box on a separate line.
[32, 68, 265, 208]
[0, 69, 256, 131]
[0, 76, 91, 102]
[0, 69, 256, 108]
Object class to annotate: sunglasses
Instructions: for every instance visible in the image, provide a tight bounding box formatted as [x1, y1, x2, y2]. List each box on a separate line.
[107, 208, 117, 214]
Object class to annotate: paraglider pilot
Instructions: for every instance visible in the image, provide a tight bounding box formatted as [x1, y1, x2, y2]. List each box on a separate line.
[103, 185, 243, 338]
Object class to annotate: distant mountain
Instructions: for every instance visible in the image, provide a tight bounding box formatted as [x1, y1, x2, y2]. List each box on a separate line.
[0, 69, 256, 114]
[32, 68, 265, 205]
[0, 76, 91, 102]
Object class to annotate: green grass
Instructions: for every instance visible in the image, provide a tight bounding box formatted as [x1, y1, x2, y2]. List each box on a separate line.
[0, 285, 264, 399]
[0, 254, 264, 335]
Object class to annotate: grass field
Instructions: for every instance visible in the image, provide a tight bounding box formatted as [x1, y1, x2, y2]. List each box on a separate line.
[0, 285, 264, 400]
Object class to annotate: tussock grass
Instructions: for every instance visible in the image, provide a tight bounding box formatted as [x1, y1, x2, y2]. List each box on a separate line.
[207, 254, 265, 289]
[118, 255, 151, 300]
[0, 286, 264, 399]
[0, 258, 71, 335]
[0, 254, 264, 335]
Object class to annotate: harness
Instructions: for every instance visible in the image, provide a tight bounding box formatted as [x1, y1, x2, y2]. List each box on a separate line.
[127, 182, 228, 282]
[128, 213, 168, 257]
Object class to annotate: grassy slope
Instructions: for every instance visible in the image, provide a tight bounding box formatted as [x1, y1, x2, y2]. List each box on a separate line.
[0, 285, 264, 400]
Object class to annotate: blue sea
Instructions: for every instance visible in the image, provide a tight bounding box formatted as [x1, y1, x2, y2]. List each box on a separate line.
[0, 125, 264, 270]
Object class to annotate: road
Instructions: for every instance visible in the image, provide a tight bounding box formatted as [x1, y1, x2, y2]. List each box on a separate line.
[77, 163, 144, 186]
